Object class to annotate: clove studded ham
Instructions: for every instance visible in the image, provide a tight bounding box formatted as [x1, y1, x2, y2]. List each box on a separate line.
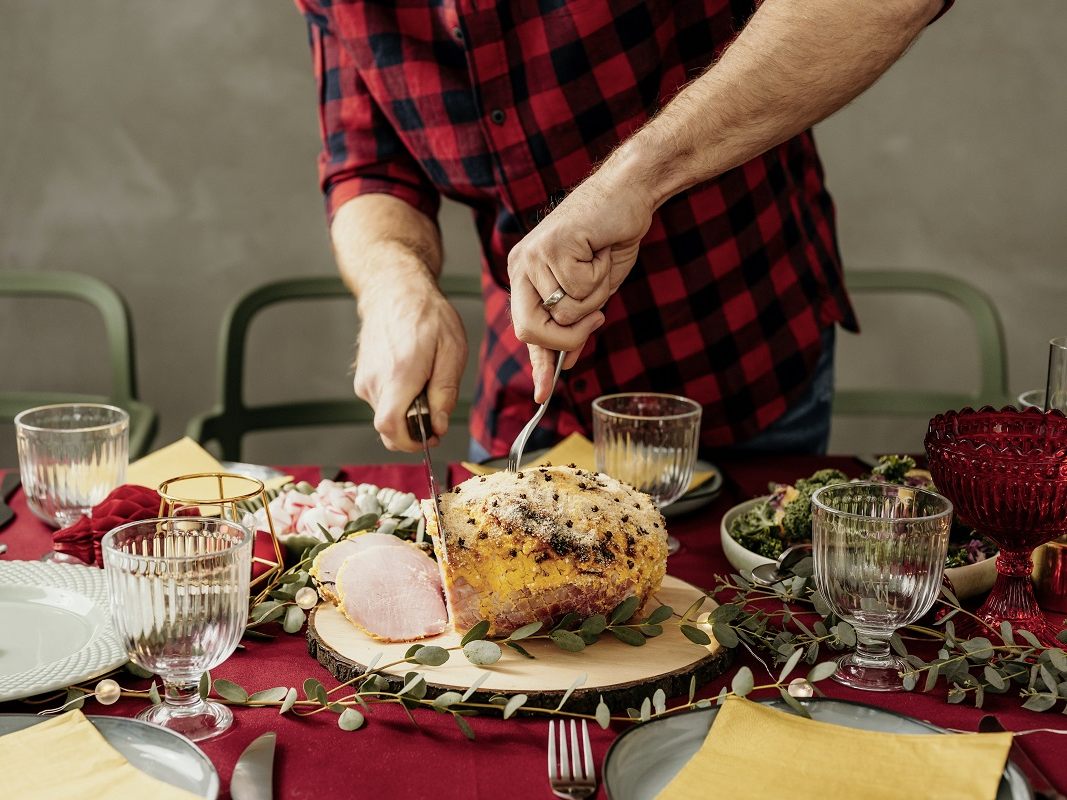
[423, 465, 668, 637]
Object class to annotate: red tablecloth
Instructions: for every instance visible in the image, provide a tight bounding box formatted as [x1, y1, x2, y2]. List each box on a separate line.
[2, 459, 1066, 799]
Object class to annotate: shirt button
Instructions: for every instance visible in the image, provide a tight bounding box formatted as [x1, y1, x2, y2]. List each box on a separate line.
[451, 26, 464, 43]
[489, 109, 506, 125]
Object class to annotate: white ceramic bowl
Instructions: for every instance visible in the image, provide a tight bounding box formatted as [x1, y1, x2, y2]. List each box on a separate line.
[719, 496, 776, 576]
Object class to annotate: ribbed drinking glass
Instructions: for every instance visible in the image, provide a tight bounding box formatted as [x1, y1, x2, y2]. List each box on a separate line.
[812, 482, 952, 692]
[102, 517, 252, 741]
[15, 403, 128, 528]
[593, 393, 702, 554]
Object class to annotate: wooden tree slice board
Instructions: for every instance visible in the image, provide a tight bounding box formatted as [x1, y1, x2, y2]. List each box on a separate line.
[307, 575, 733, 713]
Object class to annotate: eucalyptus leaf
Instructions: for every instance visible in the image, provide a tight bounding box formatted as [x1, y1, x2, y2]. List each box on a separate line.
[65, 688, 86, 710]
[316, 524, 338, 543]
[213, 679, 249, 703]
[338, 708, 365, 731]
[550, 630, 587, 652]
[778, 648, 803, 683]
[505, 641, 535, 659]
[712, 623, 738, 648]
[252, 604, 286, 626]
[580, 614, 608, 636]
[454, 714, 476, 740]
[609, 626, 646, 647]
[399, 674, 427, 699]
[609, 596, 641, 625]
[460, 621, 491, 646]
[999, 621, 1015, 645]
[464, 640, 503, 665]
[680, 624, 711, 646]
[639, 624, 663, 637]
[595, 698, 611, 729]
[947, 686, 966, 705]
[405, 644, 423, 659]
[413, 646, 451, 667]
[889, 633, 908, 657]
[778, 687, 811, 718]
[1048, 648, 1067, 673]
[833, 622, 857, 648]
[1022, 692, 1057, 712]
[555, 673, 587, 711]
[653, 688, 666, 715]
[1019, 629, 1043, 649]
[680, 596, 706, 622]
[504, 694, 528, 720]
[688, 675, 697, 704]
[553, 612, 582, 632]
[1040, 665, 1058, 693]
[1058, 629, 1067, 645]
[961, 637, 994, 662]
[280, 687, 298, 715]
[715, 687, 728, 706]
[125, 662, 154, 679]
[349, 513, 379, 533]
[461, 672, 491, 702]
[645, 606, 674, 626]
[433, 691, 463, 709]
[303, 678, 325, 701]
[283, 605, 306, 634]
[731, 666, 754, 698]
[507, 621, 543, 641]
[902, 672, 918, 692]
[199, 672, 212, 700]
[639, 697, 651, 722]
[249, 686, 290, 703]
[923, 663, 941, 694]
[148, 683, 161, 705]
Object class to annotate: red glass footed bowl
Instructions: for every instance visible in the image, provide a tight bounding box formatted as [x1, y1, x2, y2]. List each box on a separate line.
[926, 406, 1067, 645]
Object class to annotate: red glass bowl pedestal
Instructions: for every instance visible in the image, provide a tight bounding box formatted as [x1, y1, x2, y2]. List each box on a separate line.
[926, 407, 1067, 646]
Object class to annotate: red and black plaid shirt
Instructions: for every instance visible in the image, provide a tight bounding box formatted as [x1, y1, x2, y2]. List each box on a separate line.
[295, 0, 889, 456]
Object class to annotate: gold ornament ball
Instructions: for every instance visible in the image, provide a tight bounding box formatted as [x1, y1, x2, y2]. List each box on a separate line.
[95, 678, 121, 705]
[787, 678, 814, 698]
[295, 587, 319, 610]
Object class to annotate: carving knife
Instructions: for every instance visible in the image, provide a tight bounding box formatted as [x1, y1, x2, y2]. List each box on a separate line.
[0, 473, 21, 531]
[230, 731, 276, 800]
[406, 392, 449, 562]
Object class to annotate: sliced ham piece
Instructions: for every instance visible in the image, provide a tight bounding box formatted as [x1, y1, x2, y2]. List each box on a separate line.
[334, 543, 447, 642]
[310, 532, 410, 594]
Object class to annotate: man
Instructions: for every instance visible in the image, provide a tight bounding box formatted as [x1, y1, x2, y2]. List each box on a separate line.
[294, 0, 950, 458]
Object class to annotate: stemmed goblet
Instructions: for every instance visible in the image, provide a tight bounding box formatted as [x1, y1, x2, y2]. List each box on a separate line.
[593, 393, 702, 554]
[812, 482, 953, 692]
[101, 517, 252, 741]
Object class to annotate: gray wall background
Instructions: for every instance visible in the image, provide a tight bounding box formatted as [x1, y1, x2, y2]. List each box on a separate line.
[2, 0, 1064, 469]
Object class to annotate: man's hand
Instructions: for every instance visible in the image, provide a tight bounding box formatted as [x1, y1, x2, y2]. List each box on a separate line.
[508, 170, 656, 400]
[353, 277, 467, 452]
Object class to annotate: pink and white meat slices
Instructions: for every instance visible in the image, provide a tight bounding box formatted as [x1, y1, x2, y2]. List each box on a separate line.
[311, 533, 447, 642]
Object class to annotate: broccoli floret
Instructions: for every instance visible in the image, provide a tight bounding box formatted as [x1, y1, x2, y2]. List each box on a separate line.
[870, 455, 917, 485]
[780, 469, 847, 541]
[730, 500, 787, 559]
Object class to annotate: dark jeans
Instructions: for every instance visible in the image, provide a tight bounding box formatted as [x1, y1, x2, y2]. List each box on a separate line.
[470, 326, 836, 461]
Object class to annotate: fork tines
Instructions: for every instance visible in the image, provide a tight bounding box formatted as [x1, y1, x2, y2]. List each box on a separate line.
[548, 719, 597, 799]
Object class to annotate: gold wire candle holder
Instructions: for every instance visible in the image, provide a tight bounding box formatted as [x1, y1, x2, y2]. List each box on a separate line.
[156, 472, 284, 605]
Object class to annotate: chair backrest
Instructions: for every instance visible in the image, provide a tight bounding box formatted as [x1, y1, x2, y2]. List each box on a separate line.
[187, 274, 482, 460]
[0, 270, 158, 457]
[832, 269, 1010, 417]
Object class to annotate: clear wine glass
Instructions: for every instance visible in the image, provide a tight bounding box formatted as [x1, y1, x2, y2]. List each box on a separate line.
[1045, 336, 1067, 413]
[811, 482, 952, 692]
[592, 393, 702, 554]
[101, 517, 252, 741]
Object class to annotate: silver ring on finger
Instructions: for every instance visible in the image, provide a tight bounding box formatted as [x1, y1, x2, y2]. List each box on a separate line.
[541, 287, 568, 310]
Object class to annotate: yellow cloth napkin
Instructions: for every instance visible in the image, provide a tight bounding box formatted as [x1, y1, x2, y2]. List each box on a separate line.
[127, 437, 291, 494]
[461, 432, 715, 494]
[0, 710, 201, 799]
[656, 696, 1012, 800]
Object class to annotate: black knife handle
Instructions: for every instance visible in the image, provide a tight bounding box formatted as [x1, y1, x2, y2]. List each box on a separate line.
[1, 472, 20, 501]
[406, 392, 433, 442]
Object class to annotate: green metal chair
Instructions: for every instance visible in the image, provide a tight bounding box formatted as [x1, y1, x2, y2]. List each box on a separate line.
[186, 274, 482, 460]
[0, 271, 158, 457]
[832, 269, 1011, 417]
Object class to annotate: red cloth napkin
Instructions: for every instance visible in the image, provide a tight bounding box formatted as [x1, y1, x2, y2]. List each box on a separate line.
[53, 484, 161, 566]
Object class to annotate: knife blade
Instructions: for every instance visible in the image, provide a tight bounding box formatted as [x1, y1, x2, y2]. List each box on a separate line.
[406, 392, 449, 563]
[978, 714, 1065, 800]
[0, 472, 21, 531]
[230, 731, 276, 800]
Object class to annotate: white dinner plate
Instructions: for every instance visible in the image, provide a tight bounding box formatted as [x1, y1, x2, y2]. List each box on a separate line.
[219, 460, 288, 483]
[481, 452, 723, 518]
[0, 714, 219, 798]
[0, 561, 126, 702]
[603, 697, 1032, 800]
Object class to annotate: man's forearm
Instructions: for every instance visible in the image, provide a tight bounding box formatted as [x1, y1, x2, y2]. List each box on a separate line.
[608, 0, 943, 206]
[330, 193, 444, 314]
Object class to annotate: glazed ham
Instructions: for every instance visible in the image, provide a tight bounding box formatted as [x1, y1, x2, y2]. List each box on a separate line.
[316, 538, 447, 642]
[423, 465, 668, 637]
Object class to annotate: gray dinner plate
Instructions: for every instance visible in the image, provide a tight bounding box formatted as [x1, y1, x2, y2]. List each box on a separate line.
[0, 714, 219, 798]
[603, 697, 1031, 800]
[480, 452, 722, 518]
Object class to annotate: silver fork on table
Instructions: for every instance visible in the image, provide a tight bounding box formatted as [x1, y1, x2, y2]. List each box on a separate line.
[507, 350, 565, 472]
[547, 719, 597, 799]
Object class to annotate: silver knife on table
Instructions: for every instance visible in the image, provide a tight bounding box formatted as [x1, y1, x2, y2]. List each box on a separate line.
[230, 731, 276, 800]
[406, 392, 449, 562]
